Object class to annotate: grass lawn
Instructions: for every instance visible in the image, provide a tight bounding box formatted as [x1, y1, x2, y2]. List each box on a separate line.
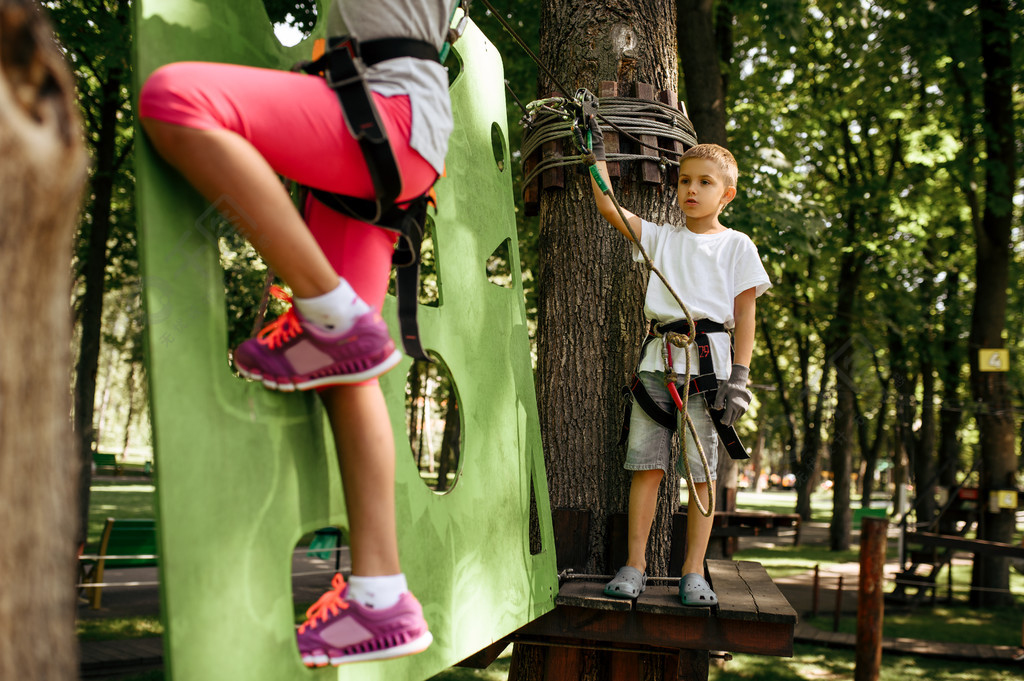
[86, 481, 156, 551]
[714, 643, 1022, 680]
[83, 483, 1023, 681]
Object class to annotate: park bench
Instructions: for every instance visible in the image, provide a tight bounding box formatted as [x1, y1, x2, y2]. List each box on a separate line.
[79, 518, 158, 609]
[92, 451, 122, 475]
[459, 559, 796, 680]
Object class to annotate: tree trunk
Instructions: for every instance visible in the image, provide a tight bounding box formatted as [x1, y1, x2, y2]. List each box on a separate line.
[826, 244, 861, 552]
[0, 1, 87, 678]
[913, 361, 937, 528]
[72, 64, 126, 546]
[677, 0, 728, 145]
[514, 1, 680, 678]
[968, 0, 1016, 609]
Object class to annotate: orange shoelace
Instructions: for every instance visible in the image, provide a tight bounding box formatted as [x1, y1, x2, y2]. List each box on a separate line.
[256, 287, 304, 350]
[298, 572, 350, 634]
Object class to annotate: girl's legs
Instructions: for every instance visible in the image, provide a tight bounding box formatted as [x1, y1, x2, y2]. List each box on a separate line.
[140, 120, 339, 299]
[625, 469, 665, 573]
[319, 383, 399, 577]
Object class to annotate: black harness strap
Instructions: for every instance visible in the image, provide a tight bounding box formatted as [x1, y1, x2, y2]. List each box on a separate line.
[620, 319, 749, 461]
[297, 36, 441, 359]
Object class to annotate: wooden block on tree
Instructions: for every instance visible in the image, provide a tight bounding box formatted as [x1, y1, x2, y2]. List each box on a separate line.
[541, 138, 564, 190]
[523, 151, 539, 216]
[598, 81, 620, 178]
[634, 82, 662, 184]
[659, 89, 685, 186]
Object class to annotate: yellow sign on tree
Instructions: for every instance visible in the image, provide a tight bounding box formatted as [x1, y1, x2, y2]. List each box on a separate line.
[978, 348, 1010, 372]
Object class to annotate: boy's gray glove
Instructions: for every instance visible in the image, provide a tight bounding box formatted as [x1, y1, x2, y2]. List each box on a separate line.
[587, 114, 606, 162]
[714, 364, 751, 427]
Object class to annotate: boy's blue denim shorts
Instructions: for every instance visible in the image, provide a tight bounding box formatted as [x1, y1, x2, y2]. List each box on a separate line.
[624, 371, 719, 483]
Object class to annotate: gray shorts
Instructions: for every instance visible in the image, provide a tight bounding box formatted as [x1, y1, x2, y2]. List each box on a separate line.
[624, 371, 719, 483]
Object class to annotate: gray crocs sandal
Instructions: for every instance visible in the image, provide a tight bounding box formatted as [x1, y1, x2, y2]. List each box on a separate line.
[604, 566, 647, 599]
[680, 572, 718, 606]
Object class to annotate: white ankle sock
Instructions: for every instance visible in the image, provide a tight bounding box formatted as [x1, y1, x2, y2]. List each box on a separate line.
[294, 280, 370, 333]
[346, 573, 408, 610]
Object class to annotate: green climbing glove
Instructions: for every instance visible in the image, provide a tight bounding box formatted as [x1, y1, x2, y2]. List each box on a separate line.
[587, 114, 606, 162]
[714, 364, 751, 428]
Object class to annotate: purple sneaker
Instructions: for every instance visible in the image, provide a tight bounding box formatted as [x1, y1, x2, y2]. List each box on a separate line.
[233, 289, 402, 391]
[296, 573, 433, 668]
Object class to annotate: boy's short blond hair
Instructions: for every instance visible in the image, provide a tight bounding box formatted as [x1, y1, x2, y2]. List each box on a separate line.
[679, 143, 738, 188]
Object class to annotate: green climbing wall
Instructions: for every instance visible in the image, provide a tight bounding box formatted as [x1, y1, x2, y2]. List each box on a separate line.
[132, 2, 557, 679]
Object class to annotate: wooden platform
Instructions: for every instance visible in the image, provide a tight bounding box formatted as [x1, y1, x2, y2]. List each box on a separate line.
[462, 559, 797, 680]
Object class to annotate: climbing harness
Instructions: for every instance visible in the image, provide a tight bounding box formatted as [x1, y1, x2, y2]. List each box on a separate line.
[621, 319, 750, 464]
[284, 2, 472, 360]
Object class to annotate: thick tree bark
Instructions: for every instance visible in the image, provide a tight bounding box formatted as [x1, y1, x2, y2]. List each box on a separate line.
[0, 1, 87, 678]
[968, 0, 1016, 609]
[514, 1, 681, 678]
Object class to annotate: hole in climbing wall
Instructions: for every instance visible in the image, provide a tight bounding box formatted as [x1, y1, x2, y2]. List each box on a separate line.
[292, 526, 349, 607]
[486, 238, 514, 288]
[491, 122, 506, 172]
[265, 0, 318, 47]
[406, 355, 462, 494]
[389, 215, 440, 307]
[444, 45, 463, 88]
[528, 476, 542, 555]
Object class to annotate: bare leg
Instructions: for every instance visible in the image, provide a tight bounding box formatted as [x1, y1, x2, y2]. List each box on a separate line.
[682, 482, 714, 576]
[141, 119, 339, 299]
[625, 469, 665, 573]
[319, 383, 400, 576]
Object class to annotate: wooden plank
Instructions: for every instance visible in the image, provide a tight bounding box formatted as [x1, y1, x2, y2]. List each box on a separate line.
[556, 580, 633, 612]
[455, 640, 509, 669]
[706, 560, 758, 622]
[514, 604, 794, 657]
[636, 584, 712, 617]
[734, 561, 798, 623]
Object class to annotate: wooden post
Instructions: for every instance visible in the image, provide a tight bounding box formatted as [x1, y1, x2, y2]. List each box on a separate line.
[832, 575, 843, 632]
[855, 516, 888, 681]
[811, 564, 820, 617]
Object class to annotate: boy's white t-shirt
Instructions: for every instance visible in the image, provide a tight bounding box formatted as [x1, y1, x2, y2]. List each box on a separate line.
[634, 219, 772, 378]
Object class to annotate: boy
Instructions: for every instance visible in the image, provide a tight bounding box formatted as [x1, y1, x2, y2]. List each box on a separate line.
[587, 118, 771, 606]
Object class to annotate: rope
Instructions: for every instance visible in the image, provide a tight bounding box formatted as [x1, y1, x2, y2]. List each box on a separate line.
[520, 96, 698, 188]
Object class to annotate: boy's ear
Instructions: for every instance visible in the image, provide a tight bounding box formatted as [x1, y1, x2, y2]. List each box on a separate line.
[722, 185, 737, 205]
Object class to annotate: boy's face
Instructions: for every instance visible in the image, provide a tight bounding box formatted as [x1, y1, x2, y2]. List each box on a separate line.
[676, 158, 736, 219]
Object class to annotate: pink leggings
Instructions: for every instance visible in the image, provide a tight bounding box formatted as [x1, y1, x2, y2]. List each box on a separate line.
[139, 61, 438, 310]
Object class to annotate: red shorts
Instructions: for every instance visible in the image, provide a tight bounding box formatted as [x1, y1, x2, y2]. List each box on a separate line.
[139, 61, 438, 310]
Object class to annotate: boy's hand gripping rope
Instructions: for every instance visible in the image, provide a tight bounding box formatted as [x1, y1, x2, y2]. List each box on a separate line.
[572, 91, 714, 516]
